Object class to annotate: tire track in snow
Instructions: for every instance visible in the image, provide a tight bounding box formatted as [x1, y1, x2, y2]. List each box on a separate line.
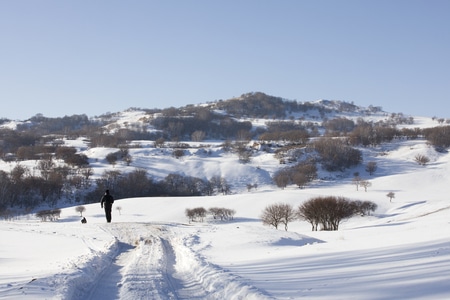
[160, 237, 211, 299]
[159, 225, 275, 300]
[82, 223, 171, 300]
[84, 240, 133, 300]
[77, 223, 273, 300]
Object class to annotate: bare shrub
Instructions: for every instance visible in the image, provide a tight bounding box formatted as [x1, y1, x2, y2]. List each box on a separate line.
[386, 192, 395, 202]
[185, 207, 207, 223]
[313, 138, 362, 171]
[172, 149, 185, 159]
[154, 137, 165, 148]
[273, 169, 290, 189]
[360, 180, 372, 192]
[352, 200, 378, 216]
[352, 174, 361, 191]
[75, 205, 86, 217]
[414, 154, 430, 166]
[297, 196, 355, 231]
[422, 125, 450, 148]
[246, 183, 258, 192]
[36, 209, 61, 222]
[191, 130, 206, 142]
[365, 161, 377, 175]
[209, 207, 236, 221]
[106, 152, 118, 165]
[260, 203, 296, 231]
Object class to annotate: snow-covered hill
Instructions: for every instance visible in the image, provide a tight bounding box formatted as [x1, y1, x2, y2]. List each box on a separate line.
[61, 103, 440, 186]
[1, 100, 450, 299]
[1, 112, 450, 299]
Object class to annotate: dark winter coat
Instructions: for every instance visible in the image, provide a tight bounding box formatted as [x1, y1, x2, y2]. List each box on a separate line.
[101, 191, 114, 206]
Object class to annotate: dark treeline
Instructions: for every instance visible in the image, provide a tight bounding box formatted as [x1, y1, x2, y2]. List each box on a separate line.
[212, 92, 332, 119]
[0, 164, 232, 214]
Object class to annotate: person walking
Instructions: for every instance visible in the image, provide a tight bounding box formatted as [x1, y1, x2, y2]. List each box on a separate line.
[100, 189, 114, 223]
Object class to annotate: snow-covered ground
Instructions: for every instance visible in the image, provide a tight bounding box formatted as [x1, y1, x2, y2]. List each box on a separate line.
[1, 144, 450, 299]
[1, 112, 450, 299]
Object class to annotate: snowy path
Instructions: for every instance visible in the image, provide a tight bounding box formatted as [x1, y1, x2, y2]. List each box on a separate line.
[74, 222, 272, 300]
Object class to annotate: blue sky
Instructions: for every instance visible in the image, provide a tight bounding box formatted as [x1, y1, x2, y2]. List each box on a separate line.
[1, 1, 449, 120]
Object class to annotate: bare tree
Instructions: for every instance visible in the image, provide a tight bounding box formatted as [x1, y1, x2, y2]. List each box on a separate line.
[75, 205, 86, 217]
[352, 174, 361, 191]
[37, 159, 55, 180]
[80, 167, 93, 183]
[352, 200, 378, 216]
[106, 152, 118, 166]
[296, 199, 320, 231]
[236, 129, 251, 141]
[292, 173, 308, 189]
[279, 203, 296, 231]
[123, 154, 133, 166]
[36, 209, 61, 222]
[10, 164, 28, 183]
[261, 204, 283, 230]
[209, 207, 236, 221]
[97, 170, 122, 194]
[360, 180, 372, 192]
[273, 170, 290, 189]
[116, 206, 122, 215]
[185, 208, 196, 223]
[191, 130, 206, 142]
[154, 137, 165, 148]
[386, 192, 395, 202]
[246, 183, 257, 192]
[297, 196, 356, 231]
[220, 177, 232, 195]
[185, 207, 207, 223]
[365, 161, 377, 175]
[313, 138, 362, 171]
[260, 203, 295, 231]
[422, 125, 450, 148]
[235, 143, 252, 163]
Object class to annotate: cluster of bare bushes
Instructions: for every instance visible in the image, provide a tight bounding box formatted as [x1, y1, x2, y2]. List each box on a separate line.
[35, 208, 61, 222]
[261, 196, 377, 231]
[272, 161, 317, 189]
[185, 207, 236, 223]
[313, 138, 362, 171]
[0, 163, 93, 211]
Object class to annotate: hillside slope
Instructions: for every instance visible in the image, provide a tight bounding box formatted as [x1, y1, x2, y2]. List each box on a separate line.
[1, 120, 450, 299]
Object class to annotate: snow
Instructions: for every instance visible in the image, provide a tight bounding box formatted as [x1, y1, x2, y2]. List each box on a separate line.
[1, 114, 450, 299]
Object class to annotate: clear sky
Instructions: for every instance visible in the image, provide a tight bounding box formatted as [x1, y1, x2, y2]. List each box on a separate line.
[1, 1, 449, 120]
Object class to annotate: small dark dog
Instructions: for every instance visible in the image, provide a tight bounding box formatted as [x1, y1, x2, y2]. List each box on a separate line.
[81, 217, 87, 224]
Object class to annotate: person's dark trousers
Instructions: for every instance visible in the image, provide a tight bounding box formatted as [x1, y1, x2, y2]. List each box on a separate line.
[104, 203, 112, 222]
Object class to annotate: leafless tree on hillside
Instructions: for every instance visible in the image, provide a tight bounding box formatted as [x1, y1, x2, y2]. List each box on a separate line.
[191, 130, 206, 142]
[260, 203, 296, 231]
[297, 196, 356, 231]
[360, 180, 372, 192]
[352, 174, 361, 191]
[365, 161, 377, 175]
[386, 192, 395, 202]
[75, 205, 86, 217]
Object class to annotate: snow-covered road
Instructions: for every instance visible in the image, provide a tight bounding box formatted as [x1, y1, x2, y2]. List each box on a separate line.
[74, 223, 272, 300]
[2, 186, 450, 300]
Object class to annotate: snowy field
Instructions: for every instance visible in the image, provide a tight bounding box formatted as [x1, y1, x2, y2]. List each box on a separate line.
[1, 113, 450, 299]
